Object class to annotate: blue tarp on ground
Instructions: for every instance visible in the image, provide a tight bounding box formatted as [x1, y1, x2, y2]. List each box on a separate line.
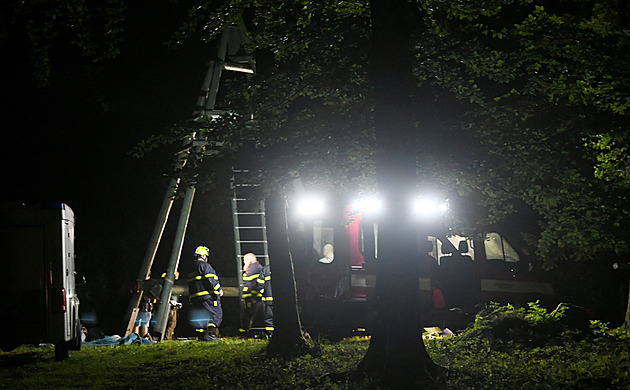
[83, 333, 155, 347]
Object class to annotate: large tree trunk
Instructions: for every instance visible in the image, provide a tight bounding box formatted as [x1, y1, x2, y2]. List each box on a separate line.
[357, 0, 445, 385]
[265, 189, 312, 357]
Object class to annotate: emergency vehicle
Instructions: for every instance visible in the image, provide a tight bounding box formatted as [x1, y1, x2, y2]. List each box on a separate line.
[286, 195, 555, 337]
[0, 203, 82, 360]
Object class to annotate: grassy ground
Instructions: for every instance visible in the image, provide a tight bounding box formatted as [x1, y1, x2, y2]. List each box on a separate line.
[1, 332, 628, 389]
[1, 338, 370, 390]
[2, 303, 630, 389]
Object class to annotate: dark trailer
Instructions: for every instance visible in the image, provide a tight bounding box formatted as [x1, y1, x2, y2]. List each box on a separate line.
[0, 203, 82, 360]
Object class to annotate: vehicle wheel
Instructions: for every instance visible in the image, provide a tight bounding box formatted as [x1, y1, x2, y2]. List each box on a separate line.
[54, 342, 69, 361]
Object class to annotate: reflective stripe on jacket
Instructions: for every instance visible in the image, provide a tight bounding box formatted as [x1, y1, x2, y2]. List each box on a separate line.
[188, 260, 222, 303]
[242, 261, 263, 299]
[260, 264, 272, 302]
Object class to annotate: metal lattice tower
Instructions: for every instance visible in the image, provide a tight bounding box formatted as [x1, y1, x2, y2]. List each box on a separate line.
[121, 16, 256, 340]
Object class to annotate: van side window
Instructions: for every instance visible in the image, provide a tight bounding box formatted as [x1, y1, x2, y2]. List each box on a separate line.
[484, 232, 519, 263]
[426, 236, 439, 263]
[313, 222, 334, 264]
[358, 221, 378, 262]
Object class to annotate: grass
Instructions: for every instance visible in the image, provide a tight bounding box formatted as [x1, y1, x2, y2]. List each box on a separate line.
[0, 338, 370, 390]
[2, 334, 628, 389]
[2, 302, 630, 389]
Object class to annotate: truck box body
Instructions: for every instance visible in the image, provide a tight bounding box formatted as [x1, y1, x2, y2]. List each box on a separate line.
[0, 203, 81, 359]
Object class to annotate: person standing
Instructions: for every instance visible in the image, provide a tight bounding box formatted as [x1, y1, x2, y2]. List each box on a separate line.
[259, 263, 273, 337]
[165, 295, 182, 340]
[132, 292, 153, 338]
[240, 253, 264, 336]
[187, 246, 223, 341]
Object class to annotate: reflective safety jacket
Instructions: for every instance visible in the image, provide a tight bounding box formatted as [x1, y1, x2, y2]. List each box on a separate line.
[259, 264, 272, 303]
[188, 260, 222, 306]
[242, 261, 263, 300]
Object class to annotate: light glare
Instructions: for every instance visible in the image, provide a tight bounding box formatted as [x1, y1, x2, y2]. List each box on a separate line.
[352, 197, 382, 214]
[223, 64, 255, 74]
[413, 197, 448, 216]
[296, 198, 325, 216]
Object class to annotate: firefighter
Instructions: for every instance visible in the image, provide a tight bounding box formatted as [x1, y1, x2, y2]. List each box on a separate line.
[187, 246, 223, 341]
[258, 263, 273, 336]
[240, 253, 264, 336]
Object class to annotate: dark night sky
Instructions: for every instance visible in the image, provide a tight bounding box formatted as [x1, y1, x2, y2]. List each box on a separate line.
[0, 4, 238, 332]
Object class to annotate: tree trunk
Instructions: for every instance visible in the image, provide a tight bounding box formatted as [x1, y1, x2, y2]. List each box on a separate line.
[625, 277, 630, 328]
[265, 189, 312, 357]
[357, 0, 445, 385]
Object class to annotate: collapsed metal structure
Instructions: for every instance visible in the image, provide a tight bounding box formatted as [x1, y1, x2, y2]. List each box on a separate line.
[121, 16, 265, 340]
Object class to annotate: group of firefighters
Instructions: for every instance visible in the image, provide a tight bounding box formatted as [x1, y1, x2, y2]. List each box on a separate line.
[187, 246, 273, 341]
[134, 246, 273, 341]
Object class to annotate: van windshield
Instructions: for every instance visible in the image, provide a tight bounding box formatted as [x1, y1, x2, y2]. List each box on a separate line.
[484, 232, 520, 263]
[427, 235, 475, 265]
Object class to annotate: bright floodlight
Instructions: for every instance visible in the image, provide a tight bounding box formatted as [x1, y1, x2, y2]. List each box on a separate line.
[413, 197, 448, 216]
[223, 63, 255, 74]
[352, 197, 383, 214]
[295, 197, 325, 216]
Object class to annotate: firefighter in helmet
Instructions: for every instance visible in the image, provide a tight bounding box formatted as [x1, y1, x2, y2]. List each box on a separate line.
[187, 246, 223, 341]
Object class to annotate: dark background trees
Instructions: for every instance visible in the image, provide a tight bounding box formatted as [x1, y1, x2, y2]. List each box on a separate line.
[2, 0, 629, 377]
[411, 0, 630, 327]
[1, 0, 219, 333]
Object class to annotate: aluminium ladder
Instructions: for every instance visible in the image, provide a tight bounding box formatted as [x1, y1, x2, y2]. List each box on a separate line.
[231, 169, 269, 329]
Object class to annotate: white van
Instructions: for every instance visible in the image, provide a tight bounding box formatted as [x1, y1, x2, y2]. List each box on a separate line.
[0, 203, 82, 360]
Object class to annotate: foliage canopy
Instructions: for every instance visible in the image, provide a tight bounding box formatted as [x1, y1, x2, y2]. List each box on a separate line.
[415, 0, 630, 265]
[159, 0, 630, 267]
[6, 0, 630, 266]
